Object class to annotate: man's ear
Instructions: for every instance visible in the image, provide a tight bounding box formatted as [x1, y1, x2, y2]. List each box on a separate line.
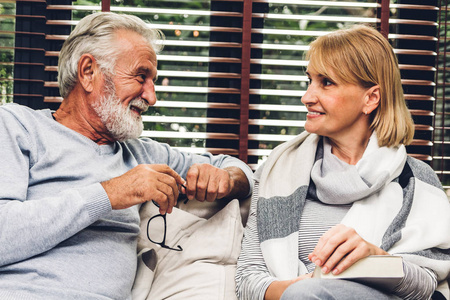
[364, 85, 380, 115]
[77, 54, 98, 93]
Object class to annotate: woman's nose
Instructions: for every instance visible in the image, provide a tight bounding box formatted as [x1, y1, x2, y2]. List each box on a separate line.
[301, 86, 316, 106]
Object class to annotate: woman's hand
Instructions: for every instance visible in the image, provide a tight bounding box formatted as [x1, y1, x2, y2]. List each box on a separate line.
[264, 273, 312, 300]
[308, 224, 389, 275]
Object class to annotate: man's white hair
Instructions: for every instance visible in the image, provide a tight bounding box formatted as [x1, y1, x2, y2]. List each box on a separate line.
[57, 12, 164, 98]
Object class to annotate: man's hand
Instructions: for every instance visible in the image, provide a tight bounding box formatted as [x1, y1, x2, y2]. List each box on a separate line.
[101, 164, 185, 214]
[184, 164, 250, 202]
[308, 224, 389, 276]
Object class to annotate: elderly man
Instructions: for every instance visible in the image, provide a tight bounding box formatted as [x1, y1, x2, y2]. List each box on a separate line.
[0, 12, 252, 299]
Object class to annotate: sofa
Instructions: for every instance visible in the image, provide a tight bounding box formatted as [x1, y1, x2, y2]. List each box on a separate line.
[131, 195, 450, 300]
[131, 197, 251, 300]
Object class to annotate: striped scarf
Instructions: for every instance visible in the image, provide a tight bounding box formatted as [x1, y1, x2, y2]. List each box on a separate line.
[255, 131, 450, 298]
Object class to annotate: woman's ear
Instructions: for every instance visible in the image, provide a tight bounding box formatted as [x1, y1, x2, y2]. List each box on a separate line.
[77, 54, 98, 93]
[364, 85, 380, 115]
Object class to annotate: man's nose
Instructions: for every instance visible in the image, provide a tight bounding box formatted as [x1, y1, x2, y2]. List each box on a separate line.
[141, 80, 157, 106]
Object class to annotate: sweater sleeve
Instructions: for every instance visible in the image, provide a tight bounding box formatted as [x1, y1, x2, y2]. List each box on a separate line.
[235, 181, 276, 300]
[0, 109, 112, 267]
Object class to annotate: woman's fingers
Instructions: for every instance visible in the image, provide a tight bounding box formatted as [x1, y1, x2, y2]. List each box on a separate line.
[309, 224, 388, 275]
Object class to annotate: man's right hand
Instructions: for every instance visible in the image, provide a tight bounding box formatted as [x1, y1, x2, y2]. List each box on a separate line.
[101, 164, 185, 214]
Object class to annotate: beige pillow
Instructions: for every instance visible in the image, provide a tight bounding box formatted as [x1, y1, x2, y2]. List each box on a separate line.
[133, 199, 244, 300]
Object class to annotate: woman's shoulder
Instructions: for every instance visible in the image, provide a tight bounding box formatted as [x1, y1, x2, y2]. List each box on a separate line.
[405, 156, 443, 190]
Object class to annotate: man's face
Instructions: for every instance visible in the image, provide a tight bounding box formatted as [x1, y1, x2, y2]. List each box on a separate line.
[92, 29, 158, 141]
[91, 75, 148, 142]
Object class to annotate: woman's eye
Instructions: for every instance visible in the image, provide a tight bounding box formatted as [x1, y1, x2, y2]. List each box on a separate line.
[323, 78, 333, 86]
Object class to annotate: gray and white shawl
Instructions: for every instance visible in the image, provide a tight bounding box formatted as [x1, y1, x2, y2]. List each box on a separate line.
[256, 131, 450, 298]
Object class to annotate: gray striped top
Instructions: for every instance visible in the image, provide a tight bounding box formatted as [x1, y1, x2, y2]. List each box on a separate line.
[235, 181, 437, 300]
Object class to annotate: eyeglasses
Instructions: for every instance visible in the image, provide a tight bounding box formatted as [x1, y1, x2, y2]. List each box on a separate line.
[146, 185, 188, 251]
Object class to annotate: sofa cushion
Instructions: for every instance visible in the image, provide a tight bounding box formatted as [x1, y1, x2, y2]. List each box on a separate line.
[132, 199, 244, 300]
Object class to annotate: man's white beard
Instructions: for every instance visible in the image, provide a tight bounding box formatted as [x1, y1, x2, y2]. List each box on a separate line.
[92, 78, 149, 142]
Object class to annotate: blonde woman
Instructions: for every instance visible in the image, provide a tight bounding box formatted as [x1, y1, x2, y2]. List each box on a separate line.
[235, 25, 450, 300]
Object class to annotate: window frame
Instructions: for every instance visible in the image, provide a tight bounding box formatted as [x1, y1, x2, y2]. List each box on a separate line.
[4, 0, 448, 189]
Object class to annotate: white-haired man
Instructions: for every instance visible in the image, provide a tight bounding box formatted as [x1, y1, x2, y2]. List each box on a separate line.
[0, 12, 252, 299]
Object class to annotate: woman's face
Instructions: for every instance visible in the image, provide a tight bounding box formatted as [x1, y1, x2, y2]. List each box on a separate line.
[302, 68, 371, 142]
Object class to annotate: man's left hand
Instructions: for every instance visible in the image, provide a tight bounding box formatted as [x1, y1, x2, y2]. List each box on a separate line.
[184, 164, 248, 202]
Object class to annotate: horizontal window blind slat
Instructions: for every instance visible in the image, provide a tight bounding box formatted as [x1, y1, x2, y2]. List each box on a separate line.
[405, 94, 435, 101]
[411, 140, 433, 146]
[253, 13, 377, 23]
[249, 119, 305, 127]
[389, 34, 438, 41]
[252, 0, 379, 8]
[158, 70, 241, 79]
[158, 55, 241, 63]
[250, 59, 308, 67]
[141, 131, 239, 140]
[155, 24, 242, 33]
[253, 28, 331, 36]
[162, 40, 242, 48]
[45, 51, 59, 56]
[388, 19, 438, 26]
[12, 93, 42, 97]
[154, 101, 240, 110]
[46, 20, 77, 26]
[44, 97, 62, 103]
[156, 86, 241, 94]
[249, 104, 306, 112]
[249, 89, 305, 96]
[142, 116, 240, 125]
[248, 133, 296, 142]
[47, 4, 243, 17]
[390, 4, 438, 10]
[247, 149, 273, 156]
[250, 74, 307, 81]
[9, 0, 46, 3]
[410, 109, 434, 116]
[399, 64, 436, 71]
[1, 14, 45, 19]
[0, 30, 45, 37]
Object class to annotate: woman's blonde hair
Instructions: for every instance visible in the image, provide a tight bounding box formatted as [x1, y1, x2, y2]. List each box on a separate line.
[306, 24, 414, 147]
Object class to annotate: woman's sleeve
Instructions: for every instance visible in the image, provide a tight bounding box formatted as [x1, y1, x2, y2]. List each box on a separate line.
[391, 261, 437, 300]
[235, 181, 276, 300]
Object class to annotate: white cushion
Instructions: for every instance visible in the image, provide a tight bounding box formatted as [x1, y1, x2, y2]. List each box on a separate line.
[132, 199, 244, 300]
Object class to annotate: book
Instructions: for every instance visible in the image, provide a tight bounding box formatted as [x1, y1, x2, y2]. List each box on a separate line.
[312, 255, 404, 291]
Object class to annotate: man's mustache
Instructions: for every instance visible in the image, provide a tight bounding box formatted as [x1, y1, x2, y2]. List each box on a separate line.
[129, 98, 149, 114]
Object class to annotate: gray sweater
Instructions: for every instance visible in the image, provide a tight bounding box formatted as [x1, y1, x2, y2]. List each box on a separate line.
[0, 103, 252, 300]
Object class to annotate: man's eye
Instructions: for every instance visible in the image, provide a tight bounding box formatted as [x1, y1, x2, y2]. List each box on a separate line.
[138, 74, 146, 82]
